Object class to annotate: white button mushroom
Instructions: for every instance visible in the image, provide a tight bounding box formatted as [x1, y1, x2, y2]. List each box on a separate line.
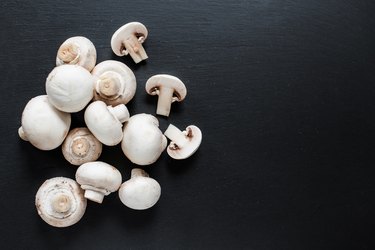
[92, 60, 136, 106]
[111, 22, 148, 63]
[35, 177, 87, 227]
[118, 168, 161, 210]
[18, 95, 71, 150]
[84, 101, 129, 146]
[145, 74, 187, 117]
[56, 36, 97, 72]
[46, 65, 95, 113]
[62, 127, 102, 166]
[121, 114, 167, 165]
[75, 161, 122, 203]
[164, 124, 202, 159]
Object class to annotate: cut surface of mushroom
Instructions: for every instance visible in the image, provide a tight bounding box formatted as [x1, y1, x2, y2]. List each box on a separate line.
[145, 74, 187, 117]
[56, 36, 97, 72]
[164, 124, 202, 160]
[62, 127, 102, 166]
[35, 177, 87, 227]
[18, 95, 71, 150]
[111, 22, 148, 63]
[75, 161, 122, 203]
[92, 60, 136, 106]
[118, 168, 161, 210]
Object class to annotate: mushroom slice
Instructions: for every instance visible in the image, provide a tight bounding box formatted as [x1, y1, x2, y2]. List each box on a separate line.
[46, 65, 95, 113]
[111, 22, 148, 63]
[18, 95, 71, 150]
[56, 36, 97, 72]
[164, 124, 202, 160]
[62, 127, 102, 166]
[75, 161, 122, 203]
[84, 101, 129, 146]
[118, 168, 161, 210]
[35, 177, 87, 227]
[92, 60, 136, 106]
[145, 74, 187, 117]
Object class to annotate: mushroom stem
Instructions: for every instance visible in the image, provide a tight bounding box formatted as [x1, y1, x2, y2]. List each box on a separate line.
[57, 43, 80, 64]
[18, 127, 28, 141]
[97, 73, 121, 99]
[131, 168, 149, 178]
[164, 124, 188, 148]
[52, 194, 71, 213]
[123, 36, 148, 63]
[108, 104, 129, 123]
[72, 137, 90, 157]
[156, 86, 175, 116]
[84, 189, 104, 204]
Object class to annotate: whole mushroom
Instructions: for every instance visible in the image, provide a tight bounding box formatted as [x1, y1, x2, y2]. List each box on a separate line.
[18, 95, 71, 150]
[145, 74, 187, 117]
[111, 22, 148, 63]
[92, 60, 136, 106]
[35, 177, 87, 227]
[121, 114, 167, 165]
[75, 161, 122, 203]
[118, 168, 161, 210]
[56, 36, 97, 72]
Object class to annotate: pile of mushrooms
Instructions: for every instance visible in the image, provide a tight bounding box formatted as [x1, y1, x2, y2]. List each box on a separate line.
[19, 22, 202, 228]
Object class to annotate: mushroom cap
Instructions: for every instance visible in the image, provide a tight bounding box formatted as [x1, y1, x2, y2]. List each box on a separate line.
[20, 95, 71, 150]
[84, 101, 129, 146]
[111, 22, 148, 56]
[35, 177, 87, 227]
[92, 60, 136, 105]
[121, 114, 167, 165]
[167, 125, 202, 160]
[56, 36, 97, 72]
[62, 127, 102, 166]
[145, 74, 187, 102]
[46, 65, 94, 113]
[118, 174, 161, 210]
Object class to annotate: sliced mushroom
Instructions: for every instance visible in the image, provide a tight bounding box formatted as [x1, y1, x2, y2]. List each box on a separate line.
[62, 128, 102, 166]
[121, 114, 167, 165]
[35, 177, 87, 227]
[145, 74, 187, 117]
[111, 22, 148, 63]
[164, 124, 202, 159]
[56, 36, 97, 72]
[46, 65, 95, 113]
[18, 95, 71, 150]
[92, 60, 136, 106]
[118, 168, 161, 210]
[75, 161, 122, 203]
[84, 101, 129, 146]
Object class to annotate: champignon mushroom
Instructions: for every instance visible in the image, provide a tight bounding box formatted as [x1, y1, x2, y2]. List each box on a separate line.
[62, 127, 102, 166]
[118, 168, 161, 210]
[18, 95, 71, 150]
[164, 124, 202, 159]
[145, 74, 187, 117]
[92, 60, 136, 106]
[111, 22, 148, 63]
[75, 161, 122, 203]
[46, 65, 95, 113]
[121, 114, 167, 165]
[35, 177, 87, 227]
[56, 36, 97, 72]
[84, 101, 129, 146]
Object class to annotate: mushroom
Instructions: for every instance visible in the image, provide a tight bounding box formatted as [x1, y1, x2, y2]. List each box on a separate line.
[111, 22, 148, 63]
[35, 177, 87, 227]
[164, 124, 202, 160]
[56, 36, 97, 72]
[62, 127, 102, 166]
[145, 74, 187, 117]
[118, 168, 161, 210]
[92, 60, 136, 106]
[84, 101, 129, 146]
[121, 114, 167, 165]
[18, 95, 71, 150]
[46, 65, 95, 113]
[75, 161, 122, 203]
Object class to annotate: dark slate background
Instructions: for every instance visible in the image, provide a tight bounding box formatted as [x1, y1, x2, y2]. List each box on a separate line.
[1, 0, 375, 249]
